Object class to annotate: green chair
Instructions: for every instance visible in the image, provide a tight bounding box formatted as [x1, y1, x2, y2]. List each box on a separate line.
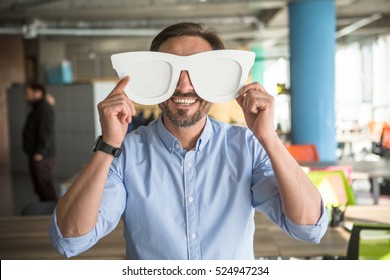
[346, 223, 390, 260]
[307, 170, 356, 207]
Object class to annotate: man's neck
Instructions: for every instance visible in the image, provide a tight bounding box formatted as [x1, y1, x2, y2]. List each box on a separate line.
[31, 96, 44, 107]
[162, 115, 207, 151]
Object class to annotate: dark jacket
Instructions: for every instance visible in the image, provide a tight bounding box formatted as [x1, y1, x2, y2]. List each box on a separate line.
[23, 98, 55, 157]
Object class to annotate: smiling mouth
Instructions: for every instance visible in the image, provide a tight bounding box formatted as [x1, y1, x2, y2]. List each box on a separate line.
[171, 98, 197, 105]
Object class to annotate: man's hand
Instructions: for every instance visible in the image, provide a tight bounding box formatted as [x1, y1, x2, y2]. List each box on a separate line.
[236, 82, 276, 144]
[97, 76, 136, 147]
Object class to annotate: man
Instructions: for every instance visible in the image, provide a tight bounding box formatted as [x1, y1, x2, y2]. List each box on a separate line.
[49, 22, 327, 259]
[23, 83, 57, 202]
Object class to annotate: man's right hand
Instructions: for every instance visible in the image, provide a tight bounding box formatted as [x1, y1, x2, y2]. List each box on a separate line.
[97, 76, 136, 147]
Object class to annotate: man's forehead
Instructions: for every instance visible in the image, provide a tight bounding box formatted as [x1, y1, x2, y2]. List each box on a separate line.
[158, 36, 213, 56]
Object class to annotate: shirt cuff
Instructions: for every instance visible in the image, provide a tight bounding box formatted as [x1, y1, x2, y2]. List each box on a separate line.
[284, 200, 329, 244]
[48, 208, 97, 258]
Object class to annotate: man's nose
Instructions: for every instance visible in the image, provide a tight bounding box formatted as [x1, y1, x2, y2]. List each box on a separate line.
[176, 71, 194, 93]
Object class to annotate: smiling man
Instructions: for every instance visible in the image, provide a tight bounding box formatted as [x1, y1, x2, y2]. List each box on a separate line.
[49, 22, 328, 260]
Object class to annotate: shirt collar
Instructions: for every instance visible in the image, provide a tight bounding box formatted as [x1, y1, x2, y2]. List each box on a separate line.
[156, 116, 213, 153]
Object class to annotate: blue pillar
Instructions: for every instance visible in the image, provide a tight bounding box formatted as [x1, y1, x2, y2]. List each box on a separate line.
[289, 0, 337, 161]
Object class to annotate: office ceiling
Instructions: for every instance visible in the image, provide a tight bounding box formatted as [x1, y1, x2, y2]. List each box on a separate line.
[0, 0, 389, 58]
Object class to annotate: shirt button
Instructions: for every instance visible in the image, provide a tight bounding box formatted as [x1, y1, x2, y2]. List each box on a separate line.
[186, 162, 192, 168]
[175, 143, 180, 149]
[188, 196, 193, 203]
[191, 233, 196, 239]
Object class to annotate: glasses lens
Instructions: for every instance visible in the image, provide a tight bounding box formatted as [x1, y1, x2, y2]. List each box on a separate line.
[127, 61, 172, 98]
[191, 59, 241, 99]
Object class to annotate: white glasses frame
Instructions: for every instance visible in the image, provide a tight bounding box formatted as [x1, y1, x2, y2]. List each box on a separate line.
[111, 50, 255, 105]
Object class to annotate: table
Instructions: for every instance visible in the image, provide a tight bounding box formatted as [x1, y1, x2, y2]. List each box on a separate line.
[0, 215, 125, 260]
[1, 205, 389, 260]
[254, 212, 350, 258]
[302, 159, 390, 204]
[254, 205, 390, 259]
[344, 205, 390, 224]
[0, 215, 285, 260]
[344, 159, 390, 204]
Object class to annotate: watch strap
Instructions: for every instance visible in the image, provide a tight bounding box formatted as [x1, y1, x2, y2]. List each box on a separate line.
[93, 136, 122, 157]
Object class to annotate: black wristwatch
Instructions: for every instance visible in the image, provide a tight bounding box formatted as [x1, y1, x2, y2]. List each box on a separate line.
[93, 136, 122, 157]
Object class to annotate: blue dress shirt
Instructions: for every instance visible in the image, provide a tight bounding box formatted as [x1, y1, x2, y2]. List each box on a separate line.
[49, 117, 328, 259]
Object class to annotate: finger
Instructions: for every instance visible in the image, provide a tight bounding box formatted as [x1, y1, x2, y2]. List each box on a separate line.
[109, 103, 132, 125]
[119, 93, 136, 118]
[236, 94, 244, 108]
[99, 96, 135, 125]
[246, 92, 274, 114]
[115, 76, 130, 92]
[243, 90, 261, 114]
[103, 90, 136, 117]
[108, 76, 130, 97]
[103, 98, 134, 119]
[236, 83, 256, 107]
[128, 98, 137, 117]
[239, 82, 265, 96]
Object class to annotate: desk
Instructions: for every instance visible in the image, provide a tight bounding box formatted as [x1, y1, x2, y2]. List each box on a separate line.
[254, 212, 350, 258]
[343, 159, 390, 204]
[0, 216, 125, 260]
[302, 159, 390, 204]
[0, 215, 287, 259]
[1, 206, 389, 260]
[345, 205, 390, 224]
[254, 205, 390, 259]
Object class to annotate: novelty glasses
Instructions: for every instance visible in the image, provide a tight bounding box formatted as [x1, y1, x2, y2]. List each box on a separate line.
[111, 50, 255, 105]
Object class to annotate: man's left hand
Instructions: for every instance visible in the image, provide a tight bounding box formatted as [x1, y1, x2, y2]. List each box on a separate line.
[236, 82, 277, 144]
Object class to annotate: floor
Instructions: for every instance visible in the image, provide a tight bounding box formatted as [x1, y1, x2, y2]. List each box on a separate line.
[11, 171, 64, 215]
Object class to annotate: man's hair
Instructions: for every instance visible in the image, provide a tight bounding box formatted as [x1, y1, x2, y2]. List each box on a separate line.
[150, 22, 225, 51]
[27, 83, 47, 97]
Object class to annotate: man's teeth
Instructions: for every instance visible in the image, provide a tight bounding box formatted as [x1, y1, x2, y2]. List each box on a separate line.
[173, 98, 196, 105]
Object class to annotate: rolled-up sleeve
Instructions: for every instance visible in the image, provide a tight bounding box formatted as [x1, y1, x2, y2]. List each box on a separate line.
[48, 165, 126, 258]
[252, 175, 328, 244]
[282, 202, 328, 243]
[48, 210, 99, 258]
[250, 137, 328, 244]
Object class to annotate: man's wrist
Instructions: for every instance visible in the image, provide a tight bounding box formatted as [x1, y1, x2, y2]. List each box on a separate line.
[93, 136, 122, 157]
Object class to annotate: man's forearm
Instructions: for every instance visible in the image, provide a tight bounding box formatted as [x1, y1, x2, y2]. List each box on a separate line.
[55, 152, 115, 237]
[260, 134, 322, 225]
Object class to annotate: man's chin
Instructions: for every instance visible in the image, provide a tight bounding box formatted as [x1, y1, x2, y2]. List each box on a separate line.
[162, 111, 203, 128]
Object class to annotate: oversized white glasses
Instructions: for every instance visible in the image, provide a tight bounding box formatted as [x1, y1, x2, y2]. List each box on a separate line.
[111, 50, 255, 105]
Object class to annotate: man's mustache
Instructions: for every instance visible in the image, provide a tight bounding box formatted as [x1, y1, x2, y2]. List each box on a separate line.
[171, 91, 199, 99]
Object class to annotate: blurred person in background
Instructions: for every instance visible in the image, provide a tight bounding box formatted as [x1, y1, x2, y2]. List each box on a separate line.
[23, 83, 57, 202]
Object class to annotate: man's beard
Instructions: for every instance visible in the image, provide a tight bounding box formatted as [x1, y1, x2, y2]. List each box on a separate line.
[159, 91, 212, 128]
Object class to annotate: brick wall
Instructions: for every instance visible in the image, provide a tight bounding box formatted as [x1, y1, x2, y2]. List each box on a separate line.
[0, 36, 25, 215]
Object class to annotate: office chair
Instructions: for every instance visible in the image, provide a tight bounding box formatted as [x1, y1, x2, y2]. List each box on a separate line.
[307, 170, 356, 207]
[286, 144, 319, 163]
[372, 123, 390, 157]
[346, 223, 390, 260]
[310, 165, 353, 185]
[380, 126, 390, 157]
